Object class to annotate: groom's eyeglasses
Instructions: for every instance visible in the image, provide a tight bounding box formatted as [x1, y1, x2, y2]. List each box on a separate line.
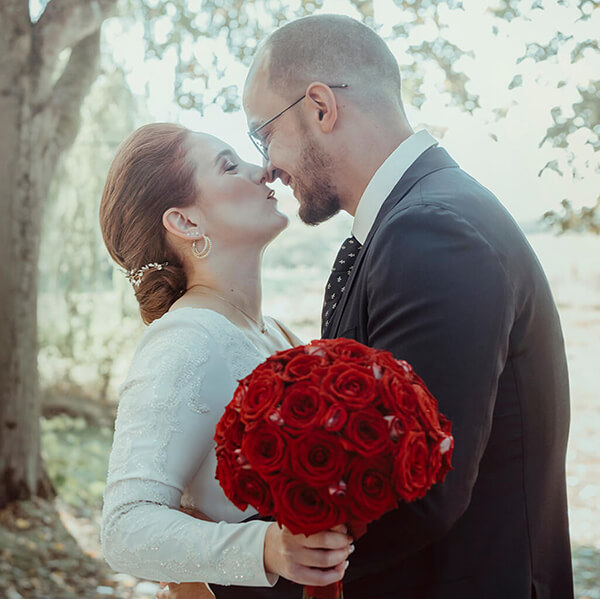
[248, 84, 349, 161]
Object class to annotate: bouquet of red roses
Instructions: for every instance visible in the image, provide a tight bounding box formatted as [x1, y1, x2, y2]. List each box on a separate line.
[214, 338, 453, 599]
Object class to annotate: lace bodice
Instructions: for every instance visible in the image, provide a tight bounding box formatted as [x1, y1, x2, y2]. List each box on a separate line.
[101, 308, 292, 586]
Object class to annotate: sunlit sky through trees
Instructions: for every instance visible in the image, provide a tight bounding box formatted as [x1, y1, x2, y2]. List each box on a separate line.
[30, 0, 600, 228]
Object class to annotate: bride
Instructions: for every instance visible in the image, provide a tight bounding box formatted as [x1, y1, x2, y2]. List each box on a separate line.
[99, 123, 353, 598]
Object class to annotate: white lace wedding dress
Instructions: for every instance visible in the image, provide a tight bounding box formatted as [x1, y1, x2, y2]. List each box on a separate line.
[101, 307, 294, 587]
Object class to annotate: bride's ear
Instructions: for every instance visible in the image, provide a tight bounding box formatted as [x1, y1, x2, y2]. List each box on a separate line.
[162, 206, 205, 240]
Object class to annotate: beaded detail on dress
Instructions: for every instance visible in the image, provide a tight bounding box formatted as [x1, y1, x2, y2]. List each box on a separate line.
[101, 309, 278, 586]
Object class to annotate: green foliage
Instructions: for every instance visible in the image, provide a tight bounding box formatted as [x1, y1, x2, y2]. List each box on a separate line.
[540, 81, 600, 154]
[542, 198, 600, 234]
[130, 0, 480, 114]
[39, 50, 146, 400]
[490, 0, 599, 230]
[135, 0, 328, 113]
[38, 290, 142, 402]
[128, 0, 598, 231]
[41, 416, 113, 513]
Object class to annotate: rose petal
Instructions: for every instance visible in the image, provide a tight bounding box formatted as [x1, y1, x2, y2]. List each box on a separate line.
[440, 436, 453, 454]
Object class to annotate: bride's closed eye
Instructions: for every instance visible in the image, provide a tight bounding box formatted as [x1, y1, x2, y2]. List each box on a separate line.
[223, 159, 238, 173]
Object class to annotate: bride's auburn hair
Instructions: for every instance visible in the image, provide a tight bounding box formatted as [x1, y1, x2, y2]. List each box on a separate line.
[100, 123, 197, 324]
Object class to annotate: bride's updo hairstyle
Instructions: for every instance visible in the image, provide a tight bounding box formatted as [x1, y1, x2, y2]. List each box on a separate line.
[100, 123, 197, 325]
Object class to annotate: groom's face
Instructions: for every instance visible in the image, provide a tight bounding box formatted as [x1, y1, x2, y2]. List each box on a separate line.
[243, 60, 342, 225]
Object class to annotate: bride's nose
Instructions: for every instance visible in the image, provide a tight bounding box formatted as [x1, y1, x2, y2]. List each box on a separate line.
[250, 163, 271, 185]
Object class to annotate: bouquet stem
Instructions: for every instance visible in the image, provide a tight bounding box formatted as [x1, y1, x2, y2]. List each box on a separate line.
[303, 581, 344, 599]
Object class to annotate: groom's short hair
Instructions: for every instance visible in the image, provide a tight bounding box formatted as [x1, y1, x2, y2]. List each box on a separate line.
[262, 15, 402, 106]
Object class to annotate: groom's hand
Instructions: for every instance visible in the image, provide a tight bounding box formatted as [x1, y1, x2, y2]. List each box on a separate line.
[264, 523, 354, 586]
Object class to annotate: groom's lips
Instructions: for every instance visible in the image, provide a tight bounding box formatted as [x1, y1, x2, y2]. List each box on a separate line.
[267, 189, 276, 200]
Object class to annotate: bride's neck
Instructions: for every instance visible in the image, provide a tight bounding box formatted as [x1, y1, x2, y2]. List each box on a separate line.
[185, 249, 264, 319]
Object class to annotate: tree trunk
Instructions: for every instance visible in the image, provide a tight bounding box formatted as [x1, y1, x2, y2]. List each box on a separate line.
[0, 3, 52, 508]
[0, 0, 116, 509]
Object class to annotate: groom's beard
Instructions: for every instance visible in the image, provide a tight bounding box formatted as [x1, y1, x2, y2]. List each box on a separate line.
[295, 137, 341, 226]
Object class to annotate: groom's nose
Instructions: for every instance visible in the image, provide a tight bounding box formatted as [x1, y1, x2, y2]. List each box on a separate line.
[261, 156, 287, 185]
[262, 164, 278, 184]
[264, 166, 291, 186]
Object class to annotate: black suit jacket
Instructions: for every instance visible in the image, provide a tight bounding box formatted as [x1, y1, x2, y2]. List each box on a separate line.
[213, 146, 573, 599]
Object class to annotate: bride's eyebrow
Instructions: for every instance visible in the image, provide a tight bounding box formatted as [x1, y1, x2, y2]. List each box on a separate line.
[213, 149, 237, 166]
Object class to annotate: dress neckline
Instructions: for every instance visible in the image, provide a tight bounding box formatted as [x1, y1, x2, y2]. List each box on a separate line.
[164, 306, 289, 358]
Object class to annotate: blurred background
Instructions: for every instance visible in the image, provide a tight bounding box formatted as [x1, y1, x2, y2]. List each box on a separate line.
[0, 0, 598, 597]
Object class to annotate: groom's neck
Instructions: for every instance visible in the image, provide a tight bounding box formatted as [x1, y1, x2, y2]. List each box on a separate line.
[337, 112, 413, 216]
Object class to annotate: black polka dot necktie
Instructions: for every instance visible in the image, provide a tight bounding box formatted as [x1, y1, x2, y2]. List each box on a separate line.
[321, 235, 363, 337]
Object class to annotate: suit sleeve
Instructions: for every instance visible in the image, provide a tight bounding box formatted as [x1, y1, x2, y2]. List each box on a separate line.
[348, 202, 515, 576]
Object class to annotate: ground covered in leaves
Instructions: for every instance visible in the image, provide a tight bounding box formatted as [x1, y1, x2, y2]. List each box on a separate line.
[1, 494, 598, 598]
[0, 497, 158, 599]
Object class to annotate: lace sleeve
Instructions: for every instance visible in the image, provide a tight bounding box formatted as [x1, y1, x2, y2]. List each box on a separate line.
[101, 312, 277, 586]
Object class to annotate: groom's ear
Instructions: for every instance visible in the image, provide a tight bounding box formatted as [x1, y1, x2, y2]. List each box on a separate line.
[305, 82, 338, 134]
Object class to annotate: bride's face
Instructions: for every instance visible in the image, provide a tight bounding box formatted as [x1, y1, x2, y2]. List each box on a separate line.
[186, 133, 288, 246]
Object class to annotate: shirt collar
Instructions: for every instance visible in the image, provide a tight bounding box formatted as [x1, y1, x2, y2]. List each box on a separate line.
[351, 129, 438, 244]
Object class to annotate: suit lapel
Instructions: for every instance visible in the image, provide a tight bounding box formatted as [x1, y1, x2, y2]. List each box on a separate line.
[328, 146, 459, 338]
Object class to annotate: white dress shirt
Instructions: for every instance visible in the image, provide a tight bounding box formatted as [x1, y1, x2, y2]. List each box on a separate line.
[352, 129, 438, 244]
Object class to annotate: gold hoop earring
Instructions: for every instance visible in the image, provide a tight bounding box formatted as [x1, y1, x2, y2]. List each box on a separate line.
[191, 235, 212, 259]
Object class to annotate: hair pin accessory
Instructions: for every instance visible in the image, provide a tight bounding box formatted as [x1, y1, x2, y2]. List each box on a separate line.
[123, 261, 169, 287]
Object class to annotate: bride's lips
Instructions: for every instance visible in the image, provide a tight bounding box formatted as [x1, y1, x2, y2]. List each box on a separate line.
[266, 189, 276, 200]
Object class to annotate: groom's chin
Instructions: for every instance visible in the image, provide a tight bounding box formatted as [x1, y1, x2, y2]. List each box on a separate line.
[297, 193, 341, 226]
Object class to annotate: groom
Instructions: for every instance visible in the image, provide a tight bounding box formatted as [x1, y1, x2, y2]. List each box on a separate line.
[237, 14, 572, 599]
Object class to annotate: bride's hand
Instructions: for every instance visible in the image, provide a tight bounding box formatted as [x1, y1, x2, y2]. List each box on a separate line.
[264, 523, 354, 587]
[156, 582, 214, 599]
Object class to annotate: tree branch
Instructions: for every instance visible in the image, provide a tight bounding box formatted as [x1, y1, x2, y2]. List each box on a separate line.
[0, 1, 31, 65]
[33, 0, 116, 90]
[49, 29, 102, 158]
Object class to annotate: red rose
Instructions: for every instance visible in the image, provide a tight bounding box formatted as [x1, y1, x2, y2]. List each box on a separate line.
[345, 456, 396, 521]
[428, 414, 454, 482]
[439, 412, 453, 438]
[343, 409, 393, 457]
[373, 352, 415, 377]
[258, 359, 286, 375]
[282, 353, 327, 382]
[320, 338, 375, 364]
[292, 431, 347, 486]
[274, 480, 343, 535]
[268, 345, 305, 369]
[215, 450, 244, 509]
[322, 403, 348, 432]
[308, 365, 332, 387]
[235, 468, 274, 515]
[411, 383, 445, 436]
[392, 430, 434, 502]
[215, 403, 244, 451]
[231, 381, 246, 410]
[242, 422, 288, 477]
[278, 381, 326, 432]
[378, 369, 418, 416]
[323, 363, 377, 408]
[428, 432, 454, 483]
[384, 414, 415, 444]
[240, 369, 284, 424]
